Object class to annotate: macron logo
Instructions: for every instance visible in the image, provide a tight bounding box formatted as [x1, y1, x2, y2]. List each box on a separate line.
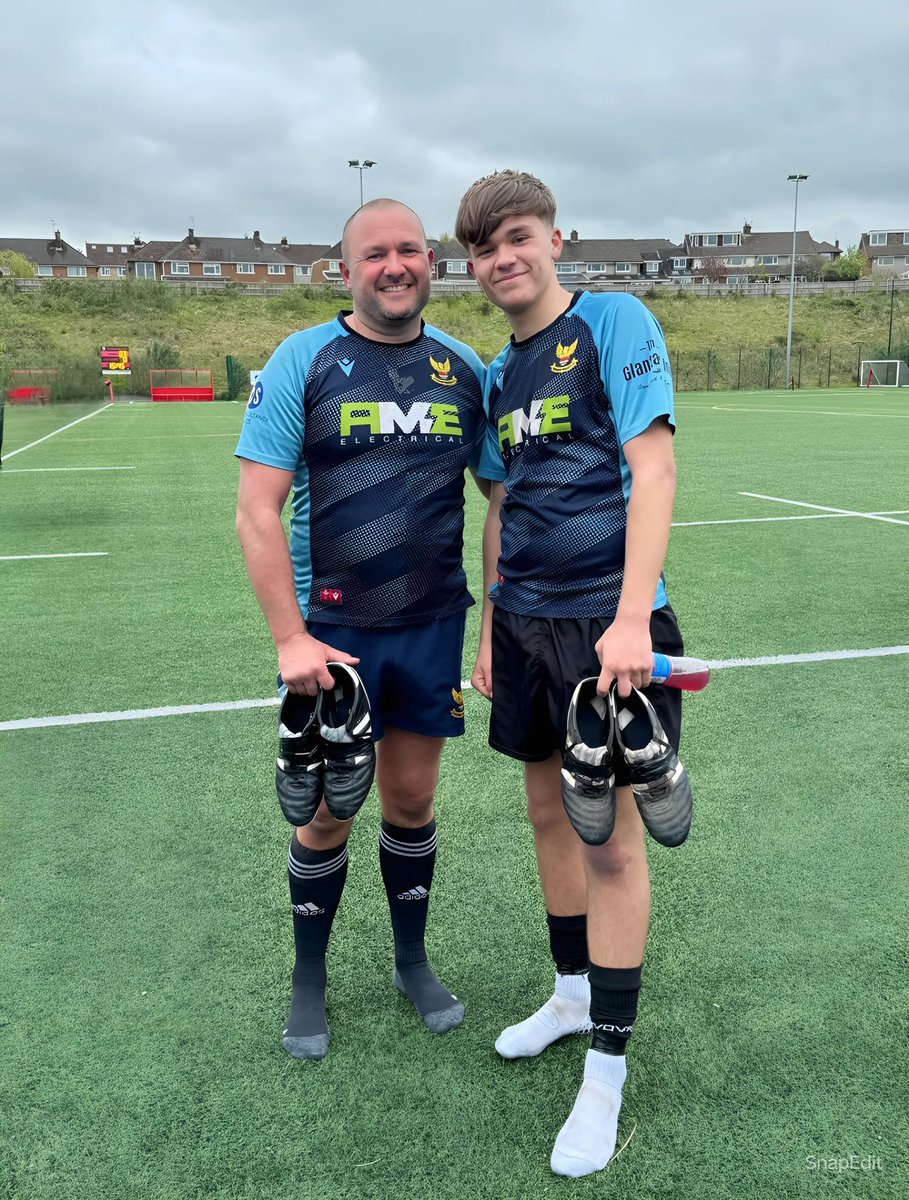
[397, 886, 429, 901]
[339, 358, 355, 378]
[292, 902, 325, 917]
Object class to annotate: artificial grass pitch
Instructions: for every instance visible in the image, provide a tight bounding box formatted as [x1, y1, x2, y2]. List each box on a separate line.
[1, 392, 908, 1198]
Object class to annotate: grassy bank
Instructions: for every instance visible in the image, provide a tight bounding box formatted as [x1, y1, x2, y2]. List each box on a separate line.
[1, 279, 907, 396]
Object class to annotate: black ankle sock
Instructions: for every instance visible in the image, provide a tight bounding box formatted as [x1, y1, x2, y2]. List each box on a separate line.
[547, 912, 589, 975]
[588, 963, 642, 1055]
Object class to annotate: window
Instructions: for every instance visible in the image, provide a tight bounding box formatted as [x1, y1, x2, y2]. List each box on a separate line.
[722, 233, 741, 246]
[903, 233, 909, 244]
[294, 265, 310, 277]
[267, 264, 286, 275]
[758, 255, 778, 266]
[135, 262, 156, 279]
[727, 275, 748, 284]
[236, 263, 255, 274]
[202, 263, 221, 275]
[67, 266, 87, 277]
[328, 260, 339, 271]
[170, 261, 190, 275]
[704, 235, 719, 246]
[446, 260, 468, 274]
[37, 265, 53, 276]
[106, 245, 113, 252]
[870, 232, 887, 246]
[117, 267, 127, 277]
[120, 246, 127, 253]
[673, 257, 687, 270]
[586, 262, 605, 272]
[646, 261, 659, 273]
[615, 262, 632, 273]
[727, 256, 746, 266]
[878, 256, 895, 266]
[99, 266, 111, 277]
[556, 263, 576, 274]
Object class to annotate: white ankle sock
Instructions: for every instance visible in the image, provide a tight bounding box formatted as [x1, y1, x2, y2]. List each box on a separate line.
[495, 972, 591, 1059]
[550, 1049, 627, 1177]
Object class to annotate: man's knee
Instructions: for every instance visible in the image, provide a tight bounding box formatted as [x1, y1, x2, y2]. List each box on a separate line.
[381, 775, 436, 824]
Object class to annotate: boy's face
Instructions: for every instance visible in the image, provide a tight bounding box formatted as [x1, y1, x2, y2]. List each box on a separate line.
[467, 214, 562, 317]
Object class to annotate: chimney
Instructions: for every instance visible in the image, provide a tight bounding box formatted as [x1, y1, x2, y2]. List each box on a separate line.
[281, 236, 288, 246]
[253, 230, 261, 245]
[134, 235, 143, 246]
[188, 227, 195, 242]
[570, 229, 579, 241]
[54, 229, 63, 249]
[743, 221, 752, 237]
[835, 239, 840, 250]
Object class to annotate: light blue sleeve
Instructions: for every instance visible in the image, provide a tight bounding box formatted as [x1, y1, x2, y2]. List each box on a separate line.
[234, 325, 339, 469]
[474, 345, 509, 482]
[584, 293, 675, 446]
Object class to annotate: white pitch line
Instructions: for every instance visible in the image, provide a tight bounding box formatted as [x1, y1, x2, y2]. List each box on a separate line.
[707, 646, 909, 670]
[0, 552, 109, 561]
[2, 402, 113, 460]
[2, 466, 135, 474]
[740, 492, 909, 527]
[674, 510, 909, 528]
[3, 646, 908, 732]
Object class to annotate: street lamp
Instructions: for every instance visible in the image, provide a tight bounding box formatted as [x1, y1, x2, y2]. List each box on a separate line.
[348, 159, 376, 208]
[785, 173, 809, 388]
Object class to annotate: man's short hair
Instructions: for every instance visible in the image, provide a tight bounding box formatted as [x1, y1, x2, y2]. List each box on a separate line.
[341, 198, 427, 261]
[455, 170, 557, 249]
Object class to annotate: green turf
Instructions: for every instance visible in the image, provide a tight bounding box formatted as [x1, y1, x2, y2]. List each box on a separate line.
[2, 391, 908, 1199]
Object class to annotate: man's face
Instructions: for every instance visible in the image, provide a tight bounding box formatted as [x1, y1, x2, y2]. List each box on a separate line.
[467, 214, 562, 316]
[340, 206, 433, 336]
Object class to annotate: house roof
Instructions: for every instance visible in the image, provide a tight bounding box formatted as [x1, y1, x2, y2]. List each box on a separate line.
[0, 236, 92, 268]
[85, 240, 138, 266]
[687, 231, 831, 257]
[164, 231, 297, 266]
[436, 242, 470, 261]
[560, 238, 675, 264]
[129, 240, 179, 263]
[270, 242, 332, 266]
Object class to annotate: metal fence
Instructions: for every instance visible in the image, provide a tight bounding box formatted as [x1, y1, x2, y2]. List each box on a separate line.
[670, 344, 909, 391]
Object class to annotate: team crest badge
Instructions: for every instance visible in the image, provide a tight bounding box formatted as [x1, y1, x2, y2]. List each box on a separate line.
[430, 355, 458, 387]
[550, 339, 579, 373]
[450, 687, 465, 719]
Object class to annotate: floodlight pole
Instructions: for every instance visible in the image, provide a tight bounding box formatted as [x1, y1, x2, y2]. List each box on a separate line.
[348, 159, 376, 208]
[785, 174, 809, 388]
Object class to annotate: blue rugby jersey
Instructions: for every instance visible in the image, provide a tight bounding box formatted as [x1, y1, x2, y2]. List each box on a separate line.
[485, 290, 675, 618]
[236, 314, 503, 627]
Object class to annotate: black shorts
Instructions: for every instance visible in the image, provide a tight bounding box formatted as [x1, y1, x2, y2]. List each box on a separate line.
[489, 605, 683, 785]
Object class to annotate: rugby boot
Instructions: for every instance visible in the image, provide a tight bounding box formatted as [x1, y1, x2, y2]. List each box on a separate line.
[275, 690, 323, 827]
[610, 683, 692, 847]
[316, 663, 376, 821]
[561, 677, 617, 846]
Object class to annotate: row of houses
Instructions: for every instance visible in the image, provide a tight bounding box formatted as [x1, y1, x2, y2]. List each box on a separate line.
[2, 224, 908, 287]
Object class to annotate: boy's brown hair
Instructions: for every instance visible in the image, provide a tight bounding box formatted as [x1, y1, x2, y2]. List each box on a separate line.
[455, 170, 557, 249]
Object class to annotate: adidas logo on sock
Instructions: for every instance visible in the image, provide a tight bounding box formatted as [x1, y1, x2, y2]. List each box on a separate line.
[291, 902, 325, 916]
[397, 886, 429, 901]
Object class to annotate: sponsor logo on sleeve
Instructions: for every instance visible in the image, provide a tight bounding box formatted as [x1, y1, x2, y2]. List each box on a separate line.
[247, 381, 264, 408]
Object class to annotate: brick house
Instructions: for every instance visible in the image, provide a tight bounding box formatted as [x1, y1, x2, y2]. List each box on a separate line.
[859, 230, 909, 277]
[666, 224, 841, 284]
[0, 233, 95, 277]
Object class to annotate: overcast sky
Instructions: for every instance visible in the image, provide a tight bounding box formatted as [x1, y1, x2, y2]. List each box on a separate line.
[2, 0, 906, 251]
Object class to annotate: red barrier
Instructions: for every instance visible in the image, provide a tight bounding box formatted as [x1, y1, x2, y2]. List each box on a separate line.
[149, 369, 215, 402]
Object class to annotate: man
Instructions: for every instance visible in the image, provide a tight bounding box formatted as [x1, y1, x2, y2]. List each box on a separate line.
[235, 198, 502, 1060]
[455, 171, 687, 1177]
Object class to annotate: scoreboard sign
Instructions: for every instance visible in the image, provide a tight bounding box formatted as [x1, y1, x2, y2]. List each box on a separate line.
[101, 346, 131, 375]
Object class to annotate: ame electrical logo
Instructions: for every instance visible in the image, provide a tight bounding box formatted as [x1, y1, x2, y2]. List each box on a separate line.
[339, 401, 463, 443]
[498, 395, 573, 452]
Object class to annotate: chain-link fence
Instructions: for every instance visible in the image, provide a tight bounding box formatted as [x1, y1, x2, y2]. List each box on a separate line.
[670, 344, 909, 391]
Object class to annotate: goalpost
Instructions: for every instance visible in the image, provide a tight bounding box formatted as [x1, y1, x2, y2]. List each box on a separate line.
[860, 360, 909, 387]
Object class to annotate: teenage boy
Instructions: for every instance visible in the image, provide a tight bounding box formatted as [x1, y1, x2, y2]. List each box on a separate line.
[456, 170, 687, 1177]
